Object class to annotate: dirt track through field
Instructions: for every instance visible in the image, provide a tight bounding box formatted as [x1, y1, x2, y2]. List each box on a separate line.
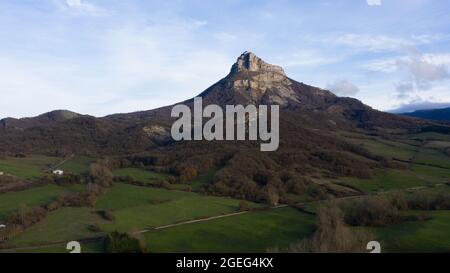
[44, 154, 75, 172]
[0, 184, 445, 253]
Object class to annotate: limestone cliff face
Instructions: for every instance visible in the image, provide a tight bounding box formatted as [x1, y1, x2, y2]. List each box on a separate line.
[200, 51, 334, 106]
[224, 52, 298, 105]
[230, 51, 286, 75]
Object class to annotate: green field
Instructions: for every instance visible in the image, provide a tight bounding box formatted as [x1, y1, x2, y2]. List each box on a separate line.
[58, 156, 95, 175]
[97, 183, 263, 233]
[0, 184, 82, 219]
[414, 148, 450, 169]
[6, 241, 104, 253]
[349, 138, 417, 161]
[341, 169, 439, 193]
[0, 155, 95, 180]
[1, 141, 449, 253]
[4, 207, 106, 248]
[339, 134, 450, 193]
[411, 132, 450, 142]
[366, 210, 450, 253]
[95, 183, 193, 210]
[143, 207, 315, 253]
[411, 164, 450, 180]
[0, 155, 61, 180]
[113, 168, 170, 183]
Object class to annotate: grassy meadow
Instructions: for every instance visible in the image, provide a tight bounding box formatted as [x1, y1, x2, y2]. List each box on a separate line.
[0, 184, 83, 219]
[364, 210, 450, 253]
[96, 183, 263, 233]
[143, 207, 315, 253]
[0, 155, 96, 180]
[1, 132, 449, 253]
[4, 207, 106, 248]
[112, 168, 170, 183]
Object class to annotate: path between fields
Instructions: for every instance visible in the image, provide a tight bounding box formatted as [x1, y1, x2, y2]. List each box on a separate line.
[0, 183, 445, 252]
[0, 237, 103, 253]
[45, 154, 75, 172]
[137, 211, 250, 233]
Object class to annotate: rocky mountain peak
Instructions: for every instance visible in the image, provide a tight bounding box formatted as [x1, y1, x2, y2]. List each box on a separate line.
[221, 52, 296, 105]
[230, 51, 286, 76]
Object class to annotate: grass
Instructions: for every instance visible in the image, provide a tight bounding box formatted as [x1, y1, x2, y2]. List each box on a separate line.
[96, 183, 263, 233]
[113, 168, 170, 184]
[0, 184, 82, 220]
[424, 141, 450, 149]
[341, 169, 439, 193]
[0, 155, 95, 180]
[411, 164, 450, 181]
[0, 155, 61, 180]
[366, 210, 450, 253]
[350, 138, 417, 161]
[1, 241, 104, 253]
[414, 148, 450, 169]
[410, 132, 450, 142]
[95, 183, 193, 210]
[4, 207, 106, 248]
[340, 142, 450, 193]
[58, 156, 96, 175]
[143, 207, 315, 253]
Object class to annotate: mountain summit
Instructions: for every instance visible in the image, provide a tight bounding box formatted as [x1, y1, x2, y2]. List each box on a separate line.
[0, 110, 81, 131]
[230, 51, 286, 76]
[200, 51, 335, 107]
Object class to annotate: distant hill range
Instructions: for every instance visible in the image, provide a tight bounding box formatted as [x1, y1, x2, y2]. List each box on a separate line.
[0, 51, 446, 156]
[0, 54, 424, 150]
[401, 107, 450, 122]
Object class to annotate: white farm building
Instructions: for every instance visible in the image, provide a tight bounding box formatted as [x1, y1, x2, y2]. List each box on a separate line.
[53, 170, 64, 176]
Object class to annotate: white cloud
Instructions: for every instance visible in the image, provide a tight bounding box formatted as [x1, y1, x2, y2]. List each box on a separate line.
[362, 51, 450, 101]
[395, 81, 415, 99]
[367, 0, 382, 6]
[370, 51, 450, 101]
[278, 50, 345, 67]
[363, 58, 399, 73]
[0, 15, 233, 118]
[309, 33, 432, 52]
[327, 80, 360, 96]
[63, 0, 106, 16]
[422, 53, 450, 66]
[397, 52, 449, 92]
[364, 53, 450, 73]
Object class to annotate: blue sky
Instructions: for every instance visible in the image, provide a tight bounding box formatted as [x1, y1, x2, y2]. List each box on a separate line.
[1, 0, 449, 118]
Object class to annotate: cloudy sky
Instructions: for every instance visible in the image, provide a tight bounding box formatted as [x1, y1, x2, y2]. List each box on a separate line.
[1, 0, 449, 118]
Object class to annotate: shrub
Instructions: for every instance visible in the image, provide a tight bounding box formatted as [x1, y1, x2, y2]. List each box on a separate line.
[102, 210, 115, 221]
[407, 191, 450, 210]
[104, 232, 145, 253]
[54, 174, 83, 185]
[238, 200, 250, 211]
[278, 203, 374, 253]
[340, 196, 401, 227]
[264, 186, 280, 206]
[88, 223, 103, 232]
[6, 204, 47, 228]
[90, 163, 113, 187]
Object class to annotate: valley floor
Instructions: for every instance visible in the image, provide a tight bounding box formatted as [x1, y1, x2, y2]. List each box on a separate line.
[1, 131, 450, 253]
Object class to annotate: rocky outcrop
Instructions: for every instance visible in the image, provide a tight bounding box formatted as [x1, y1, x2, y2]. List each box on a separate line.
[230, 51, 286, 76]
